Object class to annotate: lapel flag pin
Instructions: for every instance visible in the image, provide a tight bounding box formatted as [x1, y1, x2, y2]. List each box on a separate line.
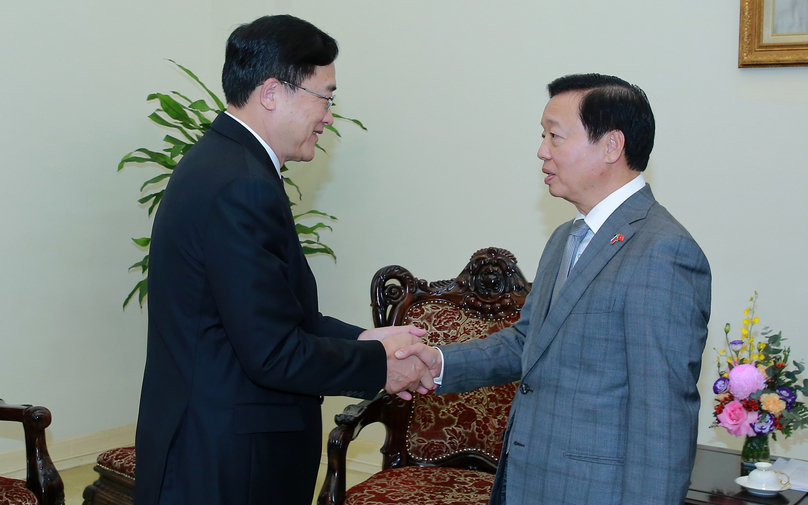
[610, 234, 625, 244]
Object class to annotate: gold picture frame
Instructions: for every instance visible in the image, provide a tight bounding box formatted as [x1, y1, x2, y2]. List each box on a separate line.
[739, 0, 808, 67]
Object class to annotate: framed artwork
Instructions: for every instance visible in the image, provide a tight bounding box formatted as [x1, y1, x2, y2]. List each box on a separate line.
[739, 0, 808, 67]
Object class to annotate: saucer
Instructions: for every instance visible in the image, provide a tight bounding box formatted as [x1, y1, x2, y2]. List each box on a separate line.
[735, 476, 791, 497]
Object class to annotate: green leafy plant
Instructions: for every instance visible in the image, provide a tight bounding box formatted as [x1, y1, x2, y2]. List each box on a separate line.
[120, 60, 366, 309]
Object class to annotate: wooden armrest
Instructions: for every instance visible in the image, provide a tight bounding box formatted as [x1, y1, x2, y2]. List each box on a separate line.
[317, 391, 414, 505]
[0, 399, 65, 505]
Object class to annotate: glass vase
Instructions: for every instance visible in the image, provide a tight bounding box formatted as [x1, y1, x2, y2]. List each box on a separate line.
[741, 434, 770, 473]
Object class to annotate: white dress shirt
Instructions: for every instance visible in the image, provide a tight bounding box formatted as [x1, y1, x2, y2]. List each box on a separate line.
[571, 173, 646, 268]
[224, 111, 282, 179]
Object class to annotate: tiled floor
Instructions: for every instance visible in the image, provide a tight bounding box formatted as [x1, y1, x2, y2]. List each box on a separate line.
[60, 461, 372, 505]
[60, 464, 99, 505]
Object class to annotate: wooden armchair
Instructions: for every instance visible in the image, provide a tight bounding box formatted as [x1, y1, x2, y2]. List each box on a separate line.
[318, 247, 531, 505]
[0, 399, 64, 505]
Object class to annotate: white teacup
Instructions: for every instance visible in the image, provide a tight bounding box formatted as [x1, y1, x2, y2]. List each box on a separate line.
[748, 462, 790, 490]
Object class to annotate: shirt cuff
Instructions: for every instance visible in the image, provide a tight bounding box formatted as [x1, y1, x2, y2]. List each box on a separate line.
[433, 347, 446, 385]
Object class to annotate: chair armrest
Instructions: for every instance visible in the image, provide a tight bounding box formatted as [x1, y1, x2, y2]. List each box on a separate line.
[317, 391, 414, 505]
[0, 399, 65, 505]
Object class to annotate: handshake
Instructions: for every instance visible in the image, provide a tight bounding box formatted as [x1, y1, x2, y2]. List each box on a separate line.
[358, 325, 443, 400]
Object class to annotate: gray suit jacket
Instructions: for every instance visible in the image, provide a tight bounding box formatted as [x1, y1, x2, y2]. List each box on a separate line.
[438, 185, 711, 505]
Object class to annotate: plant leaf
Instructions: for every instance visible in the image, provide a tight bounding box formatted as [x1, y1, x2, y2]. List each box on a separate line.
[128, 255, 149, 274]
[123, 278, 148, 310]
[332, 113, 368, 131]
[140, 173, 172, 191]
[284, 177, 303, 201]
[119, 148, 177, 171]
[294, 209, 337, 220]
[188, 99, 213, 112]
[147, 191, 163, 215]
[299, 240, 336, 261]
[296, 222, 334, 236]
[147, 112, 197, 142]
[131, 237, 151, 247]
[324, 124, 341, 137]
[148, 93, 196, 126]
[138, 191, 161, 205]
[168, 59, 225, 111]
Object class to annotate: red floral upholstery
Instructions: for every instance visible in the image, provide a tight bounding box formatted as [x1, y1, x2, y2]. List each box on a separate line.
[97, 446, 136, 479]
[0, 477, 38, 505]
[344, 466, 494, 505]
[404, 301, 518, 464]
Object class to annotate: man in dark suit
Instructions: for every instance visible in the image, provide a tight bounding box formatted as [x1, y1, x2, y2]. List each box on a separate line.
[399, 74, 711, 504]
[135, 15, 431, 505]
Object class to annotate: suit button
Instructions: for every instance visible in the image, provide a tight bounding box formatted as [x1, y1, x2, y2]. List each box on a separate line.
[519, 383, 531, 394]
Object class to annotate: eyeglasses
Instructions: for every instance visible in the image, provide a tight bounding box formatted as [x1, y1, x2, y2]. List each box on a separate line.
[280, 80, 334, 111]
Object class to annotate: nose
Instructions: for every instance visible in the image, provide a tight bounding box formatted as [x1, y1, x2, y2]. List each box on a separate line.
[537, 137, 551, 161]
[323, 109, 334, 126]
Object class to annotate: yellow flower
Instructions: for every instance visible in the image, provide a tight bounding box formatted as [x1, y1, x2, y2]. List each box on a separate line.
[753, 317, 760, 324]
[761, 393, 787, 415]
[758, 343, 766, 350]
[743, 318, 751, 325]
[719, 349, 726, 355]
[741, 328, 749, 336]
[745, 307, 751, 315]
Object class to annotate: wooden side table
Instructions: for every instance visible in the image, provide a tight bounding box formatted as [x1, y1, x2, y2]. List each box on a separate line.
[687, 445, 807, 504]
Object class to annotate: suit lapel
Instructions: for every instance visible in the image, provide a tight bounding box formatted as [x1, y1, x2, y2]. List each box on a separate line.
[522, 185, 656, 375]
[210, 113, 283, 188]
[533, 222, 570, 325]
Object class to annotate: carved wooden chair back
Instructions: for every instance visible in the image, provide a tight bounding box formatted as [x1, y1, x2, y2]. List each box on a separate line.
[370, 247, 531, 472]
[317, 248, 531, 505]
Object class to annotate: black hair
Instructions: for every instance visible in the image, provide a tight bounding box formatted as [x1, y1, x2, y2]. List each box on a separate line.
[222, 15, 338, 107]
[548, 73, 655, 172]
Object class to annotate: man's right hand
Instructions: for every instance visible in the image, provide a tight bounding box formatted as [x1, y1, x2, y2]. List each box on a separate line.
[381, 333, 436, 400]
[395, 343, 442, 380]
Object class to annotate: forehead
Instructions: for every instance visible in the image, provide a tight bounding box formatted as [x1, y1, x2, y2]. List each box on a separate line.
[541, 91, 584, 128]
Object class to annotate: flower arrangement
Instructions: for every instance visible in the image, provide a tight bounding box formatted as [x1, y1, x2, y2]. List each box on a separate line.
[712, 294, 808, 450]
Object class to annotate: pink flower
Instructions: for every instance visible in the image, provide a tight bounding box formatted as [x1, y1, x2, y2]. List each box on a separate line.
[717, 399, 758, 436]
[728, 363, 766, 399]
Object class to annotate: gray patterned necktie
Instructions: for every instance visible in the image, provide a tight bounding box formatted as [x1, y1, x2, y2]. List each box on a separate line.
[550, 219, 590, 306]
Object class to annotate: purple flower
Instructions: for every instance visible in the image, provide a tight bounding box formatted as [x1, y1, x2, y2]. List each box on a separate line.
[713, 377, 730, 394]
[729, 340, 744, 353]
[777, 386, 797, 410]
[753, 413, 775, 435]
[729, 363, 767, 399]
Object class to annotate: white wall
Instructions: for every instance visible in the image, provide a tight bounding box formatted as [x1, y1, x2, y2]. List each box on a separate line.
[2, 0, 807, 464]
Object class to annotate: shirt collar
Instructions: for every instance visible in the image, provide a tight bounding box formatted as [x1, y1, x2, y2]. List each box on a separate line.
[224, 111, 282, 179]
[576, 174, 646, 234]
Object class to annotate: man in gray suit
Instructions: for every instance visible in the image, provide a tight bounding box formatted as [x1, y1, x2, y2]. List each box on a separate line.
[398, 73, 711, 504]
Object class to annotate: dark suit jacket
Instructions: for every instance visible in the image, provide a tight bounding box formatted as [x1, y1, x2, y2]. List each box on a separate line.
[135, 113, 386, 505]
[438, 185, 711, 505]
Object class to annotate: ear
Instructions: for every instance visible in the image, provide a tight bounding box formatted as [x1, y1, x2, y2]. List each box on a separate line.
[604, 130, 625, 164]
[259, 78, 281, 111]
